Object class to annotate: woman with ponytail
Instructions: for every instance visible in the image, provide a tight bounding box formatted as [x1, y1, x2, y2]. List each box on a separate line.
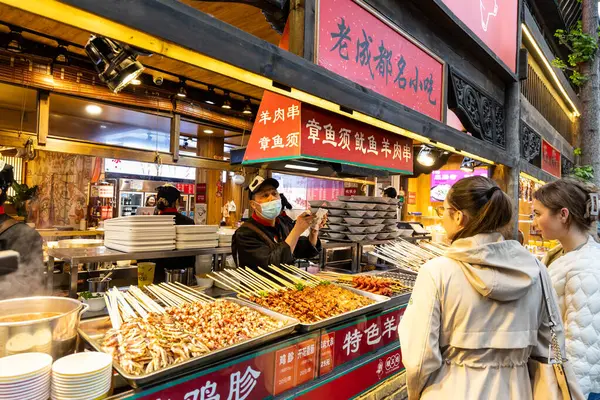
[399, 176, 580, 399]
[533, 178, 600, 399]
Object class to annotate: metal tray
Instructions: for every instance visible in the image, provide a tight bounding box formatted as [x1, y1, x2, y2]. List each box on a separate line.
[78, 298, 299, 388]
[243, 285, 389, 332]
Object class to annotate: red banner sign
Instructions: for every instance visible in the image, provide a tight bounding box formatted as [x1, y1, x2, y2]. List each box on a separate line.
[320, 307, 406, 373]
[244, 99, 414, 174]
[344, 187, 358, 197]
[439, 0, 518, 72]
[541, 140, 561, 178]
[317, 0, 444, 121]
[301, 105, 413, 174]
[307, 178, 345, 202]
[175, 183, 195, 195]
[137, 353, 273, 400]
[298, 347, 404, 400]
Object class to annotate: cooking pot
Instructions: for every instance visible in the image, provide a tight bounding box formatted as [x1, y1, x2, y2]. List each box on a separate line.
[0, 296, 89, 359]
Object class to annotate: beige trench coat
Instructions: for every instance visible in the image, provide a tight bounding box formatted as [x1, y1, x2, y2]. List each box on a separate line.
[398, 233, 572, 400]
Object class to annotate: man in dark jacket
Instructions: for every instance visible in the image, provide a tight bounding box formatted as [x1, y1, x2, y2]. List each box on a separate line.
[232, 176, 321, 271]
[0, 163, 44, 299]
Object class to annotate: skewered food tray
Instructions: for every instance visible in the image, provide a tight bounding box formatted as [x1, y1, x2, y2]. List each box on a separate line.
[78, 284, 298, 387]
[209, 264, 389, 332]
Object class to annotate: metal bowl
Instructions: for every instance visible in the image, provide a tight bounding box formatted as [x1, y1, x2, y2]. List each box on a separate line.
[0, 296, 88, 359]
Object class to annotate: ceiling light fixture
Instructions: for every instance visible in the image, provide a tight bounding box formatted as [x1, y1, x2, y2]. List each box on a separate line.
[460, 157, 482, 173]
[242, 98, 253, 115]
[6, 29, 23, 53]
[205, 87, 217, 105]
[204, 129, 214, 134]
[417, 146, 436, 166]
[100, 125, 107, 129]
[222, 92, 232, 109]
[85, 34, 145, 93]
[284, 164, 319, 172]
[54, 44, 69, 65]
[131, 78, 141, 85]
[85, 105, 102, 115]
[176, 79, 187, 98]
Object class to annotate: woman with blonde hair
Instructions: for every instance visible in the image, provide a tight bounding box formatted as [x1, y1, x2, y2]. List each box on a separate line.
[533, 178, 600, 399]
[399, 176, 581, 399]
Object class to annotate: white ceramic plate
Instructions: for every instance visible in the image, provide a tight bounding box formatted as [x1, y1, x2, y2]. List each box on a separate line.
[0, 353, 52, 381]
[52, 352, 112, 377]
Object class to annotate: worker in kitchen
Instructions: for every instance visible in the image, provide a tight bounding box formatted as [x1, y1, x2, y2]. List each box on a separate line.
[149, 184, 194, 283]
[0, 162, 44, 299]
[232, 176, 322, 271]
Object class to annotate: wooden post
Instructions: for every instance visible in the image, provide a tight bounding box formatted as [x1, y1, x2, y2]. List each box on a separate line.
[171, 113, 181, 162]
[197, 134, 225, 225]
[289, 0, 306, 57]
[303, 0, 316, 61]
[37, 91, 49, 146]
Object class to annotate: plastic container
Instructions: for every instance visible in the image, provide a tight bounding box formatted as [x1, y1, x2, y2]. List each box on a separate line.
[137, 262, 156, 288]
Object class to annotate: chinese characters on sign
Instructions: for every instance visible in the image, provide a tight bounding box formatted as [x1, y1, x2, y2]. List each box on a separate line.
[301, 106, 413, 174]
[318, 0, 444, 120]
[320, 307, 406, 372]
[274, 338, 318, 395]
[541, 140, 561, 178]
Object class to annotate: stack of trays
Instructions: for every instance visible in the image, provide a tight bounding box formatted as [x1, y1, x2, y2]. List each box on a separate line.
[0, 353, 52, 400]
[218, 230, 234, 248]
[176, 225, 219, 250]
[51, 352, 113, 400]
[311, 197, 400, 242]
[104, 216, 176, 252]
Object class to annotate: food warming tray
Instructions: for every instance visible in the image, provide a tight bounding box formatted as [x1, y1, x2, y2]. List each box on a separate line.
[243, 285, 389, 333]
[78, 298, 299, 388]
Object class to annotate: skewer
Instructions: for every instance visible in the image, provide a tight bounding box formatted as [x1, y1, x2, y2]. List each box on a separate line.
[158, 283, 204, 304]
[268, 266, 310, 286]
[146, 285, 179, 307]
[234, 268, 276, 292]
[244, 268, 286, 290]
[280, 264, 322, 284]
[154, 285, 187, 306]
[227, 269, 266, 293]
[172, 282, 215, 302]
[164, 282, 206, 302]
[109, 289, 123, 328]
[258, 267, 296, 289]
[104, 293, 119, 329]
[212, 272, 252, 294]
[123, 292, 148, 318]
[129, 286, 165, 314]
[207, 274, 252, 299]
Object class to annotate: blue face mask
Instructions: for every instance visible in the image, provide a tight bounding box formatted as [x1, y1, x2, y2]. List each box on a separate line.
[257, 198, 282, 220]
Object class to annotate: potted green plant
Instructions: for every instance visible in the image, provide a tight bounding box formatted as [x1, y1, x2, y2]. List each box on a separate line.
[7, 182, 39, 223]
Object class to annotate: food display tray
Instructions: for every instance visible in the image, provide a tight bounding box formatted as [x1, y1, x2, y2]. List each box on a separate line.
[242, 285, 389, 333]
[78, 298, 299, 388]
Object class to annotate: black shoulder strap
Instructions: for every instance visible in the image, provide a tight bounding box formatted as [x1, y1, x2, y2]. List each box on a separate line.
[0, 217, 20, 236]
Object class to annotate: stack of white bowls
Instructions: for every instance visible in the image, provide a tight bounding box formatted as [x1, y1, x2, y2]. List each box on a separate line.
[51, 352, 112, 400]
[0, 352, 52, 399]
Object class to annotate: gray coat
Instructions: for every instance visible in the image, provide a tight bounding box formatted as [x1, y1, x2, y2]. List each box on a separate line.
[0, 214, 44, 299]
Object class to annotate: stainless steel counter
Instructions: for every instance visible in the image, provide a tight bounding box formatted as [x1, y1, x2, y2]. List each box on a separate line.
[48, 246, 233, 298]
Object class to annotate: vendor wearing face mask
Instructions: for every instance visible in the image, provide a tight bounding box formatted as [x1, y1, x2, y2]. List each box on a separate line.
[232, 176, 322, 271]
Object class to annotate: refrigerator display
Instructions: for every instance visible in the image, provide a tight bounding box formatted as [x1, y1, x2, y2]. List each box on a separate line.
[119, 192, 143, 217]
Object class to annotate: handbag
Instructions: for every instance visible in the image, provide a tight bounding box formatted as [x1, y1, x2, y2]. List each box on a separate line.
[528, 265, 583, 400]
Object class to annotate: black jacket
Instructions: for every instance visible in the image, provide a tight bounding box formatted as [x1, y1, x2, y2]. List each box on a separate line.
[150, 211, 195, 283]
[0, 214, 44, 299]
[232, 215, 321, 271]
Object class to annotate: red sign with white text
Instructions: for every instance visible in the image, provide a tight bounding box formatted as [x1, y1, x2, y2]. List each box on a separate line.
[439, 0, 518, 72]
[196, 183, 206, 203]
[296, 338, 318, 385]
[320, 332, 336, 375]
[243, 91, 302, 164]
[344, 187, 358, 197]
[298, 347, 404, 400]
[317, 0, 444, 120]
[274, 345, 297, 395]
[301, 105, 413, 174]
[137, 353, 273, 400]
[542, 140, 561, 178]
[321, 307, 406, 372]
[244, 98, 414, 174]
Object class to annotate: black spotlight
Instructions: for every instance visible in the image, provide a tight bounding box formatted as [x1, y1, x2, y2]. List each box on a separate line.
[85, 35, 144, 93]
